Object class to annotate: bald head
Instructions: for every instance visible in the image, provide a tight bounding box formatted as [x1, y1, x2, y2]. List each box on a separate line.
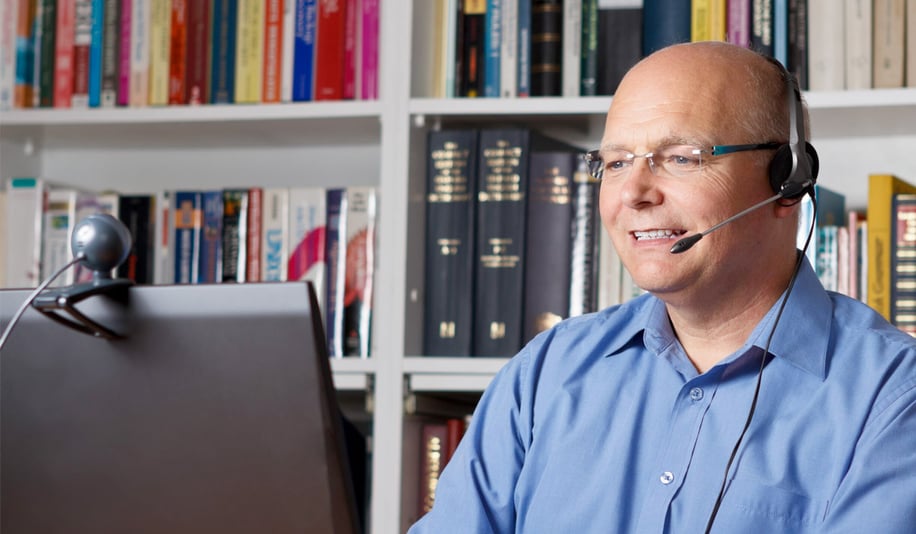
[612, 42, 793, 145]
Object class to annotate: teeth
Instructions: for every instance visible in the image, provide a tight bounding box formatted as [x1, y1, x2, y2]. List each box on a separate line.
[634, 229, 681, 240]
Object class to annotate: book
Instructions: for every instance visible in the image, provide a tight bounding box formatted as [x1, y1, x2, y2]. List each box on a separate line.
[560, 0, 580, 98]
[199, 190, 224, 283]
[529, 0, 561, 96]
[484, 0, 502, 97]
[341, 0, 358, 99]
[292, 0, 317, 101]
[172, 191, 202, 284]
[167, 0, 188, 105]
[210, 0, 237, 103]
[516, 0, 531, 97]
[35, 0, 57, 107]
[54, 0, 76, 107]
[596, 5, 641, 96]
[14, 0, 36, 108]
[235, 0, 265, 103]
[726, 0, 751, 47]
[343, 187, 377, 357]
[522, 148, 576, 343]
[873, 0, 905, 88]
[129, 0, 150, 106]
[867, 174, 916, 321]
[908, 0, 916, 87]
[41, 189, 82, 286]
[262, 0, 283, 103]
[147, 0, 170, 105]
[325, 188, 348, 356]
[221, 188, 249, 282]
[807, 0, 844, 90]
[117, 194, 156, 284]
[0, 0, 16, 110]
[891, 194, 916, 335]
[500, 0, 518, 98]
[424, 129, 480, 357]
[459, 0, 486, 97]
[642, 0, 689, 56]
[798, 184, 846, 275]
[844, 0, 871, 89]
[568, 158, 599, 317]
[288, 186, 327, 308]
[597, 217, 625, 309]
[787, 0, 807, 89]
[280, 0, 296, 100]
[246, 187, 263, 282]
[99, 0, 119, 107]
[750, 0, 773, 57]
[72, 0, 93, 108]
[4, 178, 47, 288]
[314, 0, 347, 100]
[153, 190, 172, 284]
[117, 0, 131, 106]
[417, 422, 448, 518]
[261, 187, 290, 281]
[185, 0, 210, 104]
[360, 0, 379, 99]
[579, 0, 597, 96]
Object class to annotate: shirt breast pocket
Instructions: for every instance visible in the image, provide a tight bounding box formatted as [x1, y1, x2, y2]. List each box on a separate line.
[712, 474, 829, 532]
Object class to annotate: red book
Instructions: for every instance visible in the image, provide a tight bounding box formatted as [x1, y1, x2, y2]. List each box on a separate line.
[168, 0, 188, 104]
[341, 0, 358, 99]
[262, 0, 283, 102]
[184, 0, 210, 104]
[314, 0, 346, 100]
[54, 2, 76, 108]
[246, 187, 263, 282]
[71, 0, 92, 107]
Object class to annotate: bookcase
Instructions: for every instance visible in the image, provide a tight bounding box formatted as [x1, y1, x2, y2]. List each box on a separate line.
[4, 2, 916, 533]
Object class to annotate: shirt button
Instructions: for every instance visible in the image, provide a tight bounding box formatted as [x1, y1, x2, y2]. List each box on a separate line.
[660, 471, 675, 485]
[689, 387, 704, 401]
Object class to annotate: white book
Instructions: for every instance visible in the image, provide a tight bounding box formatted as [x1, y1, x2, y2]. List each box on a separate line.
[341, 186, 376, 357]
[280, 0, 296, 101]
[5, 178, 46, 288]
[500, 0, 518, 98]
[597, 224, 623, 309]
[444, 0, 458, 98]
[907, 0, 916, 87]
[412, 0, 442, 97]
[130, 0, 151, 106]
[807, 0, 845, 91]
[261, 187, 290, 281]
[0, 0, 18, 111]
[42, 189, 90, 286]
[872, 0, 905, 88]
[562, 0, 581, 98]
[153, 190, 172, 284]
[844, 0, 872, 89]
[288, 186, 327, 311]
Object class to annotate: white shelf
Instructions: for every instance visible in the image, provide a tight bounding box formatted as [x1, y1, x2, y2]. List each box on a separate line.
[331, 358, 377, 392]
[403, 357, 510, 393]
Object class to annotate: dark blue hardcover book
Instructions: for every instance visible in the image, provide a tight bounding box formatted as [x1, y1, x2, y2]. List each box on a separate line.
[641, 0, 689, 56]
[325, 188, 347, 357]
[484, 0, 501, 97]
[210, 0, 237, 103]
[516, 0, 531, 96]
[424, 129, 480, 356]
[198, 190, 224, 284]
[173, 191, 203, 284]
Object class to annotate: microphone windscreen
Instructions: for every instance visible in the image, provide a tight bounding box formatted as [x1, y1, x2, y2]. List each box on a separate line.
[71, 213, 133, 273]
[670, 233, 703, 254]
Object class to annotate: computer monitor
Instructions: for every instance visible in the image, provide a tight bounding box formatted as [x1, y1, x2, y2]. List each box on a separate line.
[0, 281, 361, 534]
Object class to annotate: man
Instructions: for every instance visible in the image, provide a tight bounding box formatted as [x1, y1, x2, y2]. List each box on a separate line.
[409, 41, 916, 533]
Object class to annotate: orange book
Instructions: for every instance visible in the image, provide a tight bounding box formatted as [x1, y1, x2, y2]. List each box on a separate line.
[168, 0, 188, 104]
[314, 0, 347, 100]
[14, 0, 35, 108]
[262, 0, 283, 102]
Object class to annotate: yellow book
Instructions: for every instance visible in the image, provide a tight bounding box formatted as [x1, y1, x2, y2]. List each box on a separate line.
[235, 0, 265, 103]
[868, 173, 916, 320]
[148, 0, 171, 106]
[691, 0, 711, 42]
[709, 0, 726, 41]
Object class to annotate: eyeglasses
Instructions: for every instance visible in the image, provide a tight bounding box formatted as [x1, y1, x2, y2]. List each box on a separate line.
[583, 142, 781, 180]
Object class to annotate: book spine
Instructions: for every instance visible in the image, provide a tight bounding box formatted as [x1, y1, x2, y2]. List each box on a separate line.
[595, 7, 642, 96]
[280, 0, 296, 100]
[129, 0, 150, 106]
[117, 194, 155, 283]
[341, 0, 358, 99]
[314, 0, 346, 100]
[287, 186, 327, 307]
[4, 178, 46, 287]
[560, 0, 579, 98]
[343, 186, 376, 357]
[88, 0, 105, 107]
[788, 0, 807, 89]
[750, 0, 773, 57]
[873, 0, 906, 88]
[726, 0, 750, 47]
[30, 0, 43, 107]
[641, 0, 690, 56]
[773, 0, 788, 66]
[474, 128, 529, 357]
[221, 189, 249, 282]
[579, 0, 596, 96]
[844, 0, 871, 90]
[246, 187, 263, 281]
[459, 0, 485, 97]
[173, 191, 202, 284]
[529, 0, 561, 97]
[210, 0, 237, 103]
[147, 0, 170, 105]
[908, 0, 916, 87]
[515, 0, 530, 97]
[891, 194, 916, 335]
[117, 0, 131, 106]
[359, 0, 378, 99]
[325, 188, 348, 357]
[235, 0, 264, 103]
[867, 174, 916, 320]
[424, 129, 479, 356]
[0, 0, 17, 110]
[100, 0, 119, 106]
[262, 0, 283, 102]
[261, 187, 290, 281]
[72, 0, 93, 108]
[37, 0, 56, 107]
[54, 0, 75, 107]
[499, 0, 517, 98]
[153, 190, 172, 284]
[292, 0, 316, 101]
[14, 0, 35, 108]
[568, 159, 599, 317]
[198, 190, 224, 283]
[522, 150, 573, 344]
[417, 423, 448, 518]
[483, 0, 501, 97]
[184, 0, 209, 104]
[168, 0, 188, 104]
[42, 189, 79, 286]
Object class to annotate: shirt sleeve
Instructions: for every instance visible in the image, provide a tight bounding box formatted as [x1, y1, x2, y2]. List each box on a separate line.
[407, 349, 533, 534]
[818, 380, 916, 533]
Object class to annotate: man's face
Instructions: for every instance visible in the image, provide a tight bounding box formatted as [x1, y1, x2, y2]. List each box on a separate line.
[597, 54, 777, 303]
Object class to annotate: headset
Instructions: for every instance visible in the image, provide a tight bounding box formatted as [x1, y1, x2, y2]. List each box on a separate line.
[767, 59, 820, 201]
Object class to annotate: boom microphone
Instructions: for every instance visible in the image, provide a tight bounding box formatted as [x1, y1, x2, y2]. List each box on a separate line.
[669, 190, 790, 254]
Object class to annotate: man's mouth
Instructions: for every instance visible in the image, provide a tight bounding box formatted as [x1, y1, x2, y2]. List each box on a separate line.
[632, 229, 686, 241]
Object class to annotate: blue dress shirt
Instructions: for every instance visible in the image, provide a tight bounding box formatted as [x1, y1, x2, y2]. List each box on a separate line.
[409, 259, 916, 533]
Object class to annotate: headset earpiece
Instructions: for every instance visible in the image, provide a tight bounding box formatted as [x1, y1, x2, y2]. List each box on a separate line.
[767, 69, 819, 200]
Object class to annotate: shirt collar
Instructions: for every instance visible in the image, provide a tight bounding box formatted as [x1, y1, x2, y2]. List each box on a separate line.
[603, 255, 831, 380]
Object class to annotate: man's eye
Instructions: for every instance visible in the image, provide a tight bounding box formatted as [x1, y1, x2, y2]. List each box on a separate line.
[607, 159, 629, 171]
